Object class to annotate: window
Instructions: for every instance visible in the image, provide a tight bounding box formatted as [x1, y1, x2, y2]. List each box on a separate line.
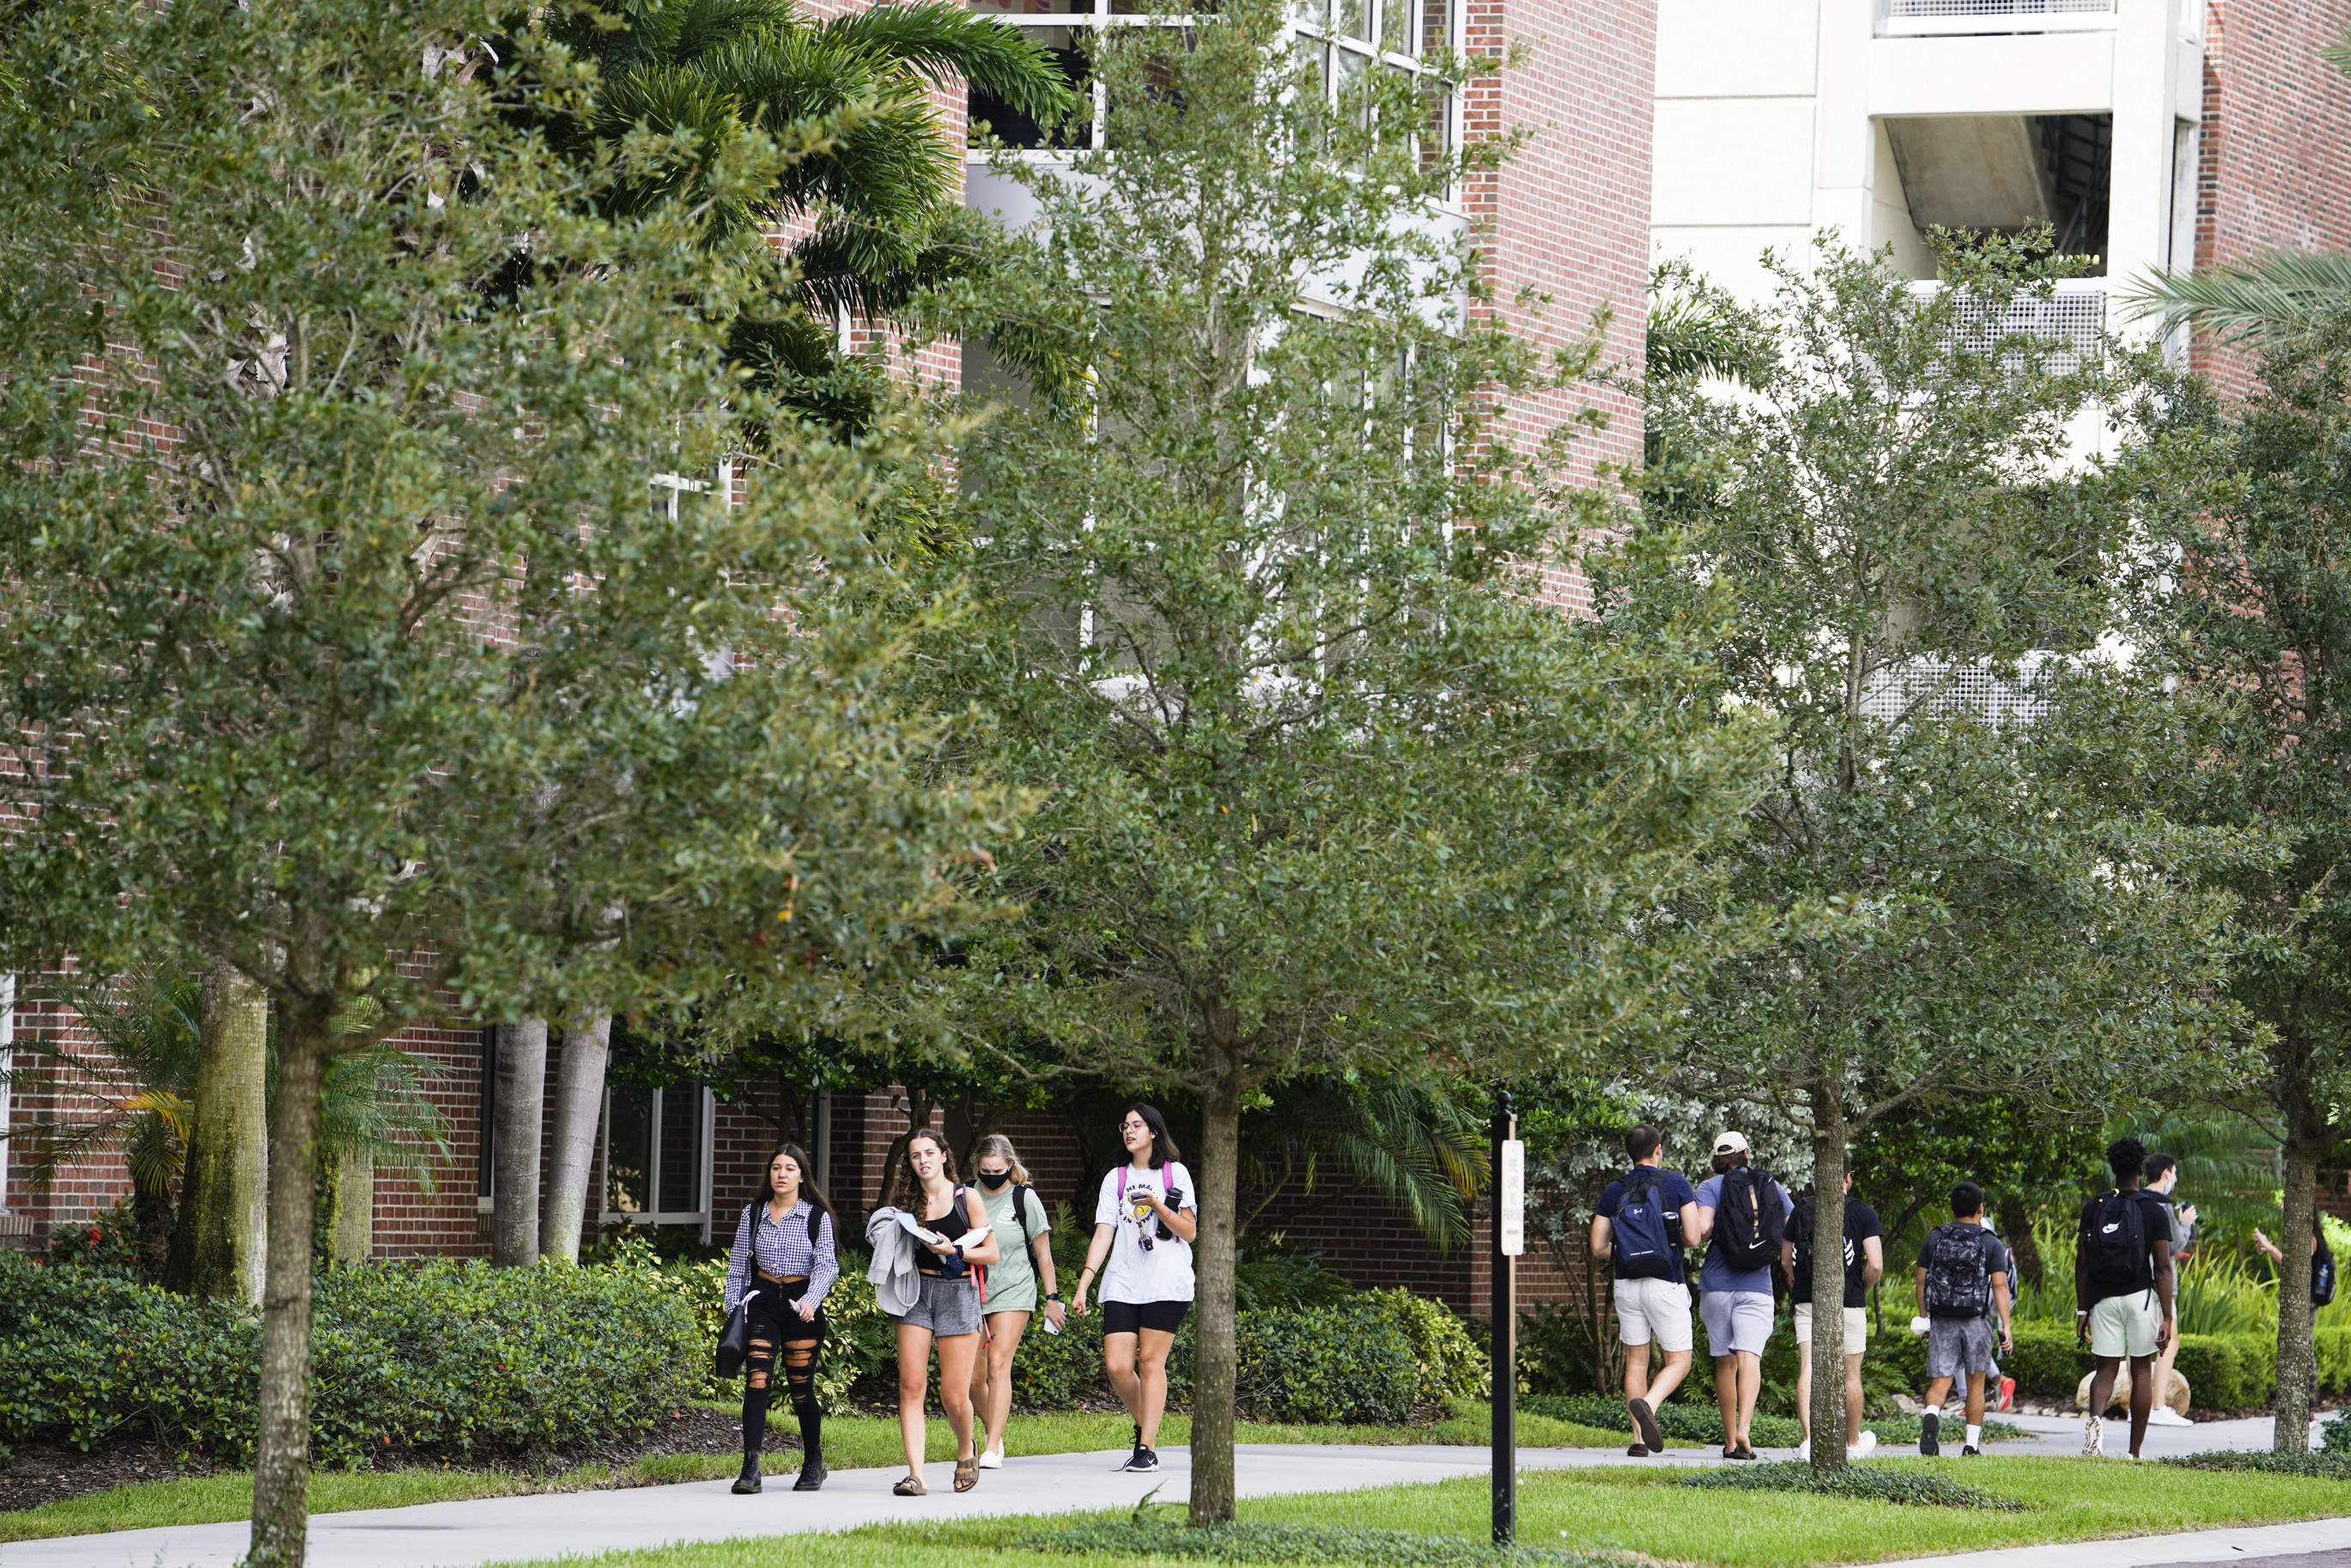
[600, 1084, 714, 1237]
[968, 0, 1459, 185]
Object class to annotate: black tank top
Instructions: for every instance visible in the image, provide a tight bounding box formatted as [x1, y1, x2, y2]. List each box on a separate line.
[914, 1185, 973, 1278]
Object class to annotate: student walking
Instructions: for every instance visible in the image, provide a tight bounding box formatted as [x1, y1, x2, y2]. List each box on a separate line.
[2142, 1152, 2199, 1426]
[1914, 1182, 2012, 1456]
[721, 1142, 840, 1495]
[1590, 1124, 1701, 1456]
[2077, 1136, 2175, 1459]
[968, 1133, 1064, 1470]
[1072, 1103, 1198, 1475]
[881, 1128, 999, 1496]
[1692, 1132, 1791, 1461]
[1786, 1157, 1883, 1461]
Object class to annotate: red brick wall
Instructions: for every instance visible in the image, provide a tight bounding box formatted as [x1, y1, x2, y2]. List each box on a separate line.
[2191, 0, 2351, 398]
[1461, 0, 1653, 616]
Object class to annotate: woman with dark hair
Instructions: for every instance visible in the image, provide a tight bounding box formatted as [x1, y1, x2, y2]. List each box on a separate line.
[721, 1141, 838, 1495]
[883, 1127, 999, 1496]
[1072, 1102, 1196, 1474]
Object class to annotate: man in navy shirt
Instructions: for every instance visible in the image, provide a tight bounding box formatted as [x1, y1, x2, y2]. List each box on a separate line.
[1591, 1124, 1701, 1456]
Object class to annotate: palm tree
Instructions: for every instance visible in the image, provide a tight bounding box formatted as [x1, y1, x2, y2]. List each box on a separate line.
[2126, 27, 2351, 342]
[535, 0, 1078, 428]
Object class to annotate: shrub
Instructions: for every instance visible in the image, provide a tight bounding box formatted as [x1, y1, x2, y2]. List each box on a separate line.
[39, 1198, 140, 1270]
[2320, 1328, 2351, 1395]
[1514, 1301, 1607, 1397]
[607, 1237, 888, 1414]
[1366, 1292, 1489, 1406]
[2164, 1449, 2351, 1479]
[0, 1251, 699, 1465]
[1020, 1521, 1650, 1566]
[1680, 1461, 2022, 1510]
[1237, 1301, 1420, 1424]
[2322, 1408, 2351, 1454]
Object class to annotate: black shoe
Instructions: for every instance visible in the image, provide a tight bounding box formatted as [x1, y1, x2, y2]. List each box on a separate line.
[1960, 1445, 1981, 1457]
[1126, 1445, 1160, 1474]
[1625, 1442, 1650, 1457]
[793, 1454, 828, 1491]
[732, 1456, 763, 1494]
[1627, 1397, 1664, 1453]
[1920, 1411, 1940, 1458]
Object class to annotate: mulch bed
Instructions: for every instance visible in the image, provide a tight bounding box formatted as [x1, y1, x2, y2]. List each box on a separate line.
[0, 1405, 772, 1516]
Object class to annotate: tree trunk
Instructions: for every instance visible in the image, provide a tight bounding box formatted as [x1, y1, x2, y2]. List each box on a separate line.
[247, 1003, 331, 1568]
[330, 1150, 373, 1265]
[133, 1188, 174, 1284]
[540, 1014, 611, 1264]
[490, 1018, 547, 1267]
[166, 961, 268, 1303]
[1189, 1049, 1243, 1526]
[2275, 1125, 2323, 1453]
[1807, 1079, 1849, 1474]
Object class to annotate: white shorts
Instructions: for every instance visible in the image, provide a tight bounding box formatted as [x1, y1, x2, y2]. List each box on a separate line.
[2089, 1291, 2161, 1359]
[1793, 1303, 1868, 1358]
[1701, 1289, 1775, 1358]
[1613, 1277, 1693, 1353]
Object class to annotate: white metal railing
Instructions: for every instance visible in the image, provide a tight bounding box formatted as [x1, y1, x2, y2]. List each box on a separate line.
[1878, 0, 2117, 38]
[1906, 278, 2108, 375]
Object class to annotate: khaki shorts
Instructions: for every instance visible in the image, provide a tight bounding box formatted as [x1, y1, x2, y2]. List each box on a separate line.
[2088, 1291, 2161, 1359]
[1793, 1303, 1868, 1358]
[1613, 1277, 1693, 1353]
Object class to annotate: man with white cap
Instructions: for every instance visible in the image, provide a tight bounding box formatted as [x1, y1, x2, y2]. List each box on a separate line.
[1692, 1131, 1792, 1461]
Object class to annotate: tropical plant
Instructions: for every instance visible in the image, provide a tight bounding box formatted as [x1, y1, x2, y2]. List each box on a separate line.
[529, 0, 1077, 431]
[0, 968, 200, 1282]
[1238, 1075, 1486, 1255]
[2125, 27, 2351, 342]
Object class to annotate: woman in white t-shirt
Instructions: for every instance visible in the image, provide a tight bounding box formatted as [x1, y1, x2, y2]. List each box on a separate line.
[1072, 1101, 1196, 1474]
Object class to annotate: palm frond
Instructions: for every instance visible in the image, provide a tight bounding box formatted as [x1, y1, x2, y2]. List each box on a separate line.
[817, 1, 1078, 119]
[321, 1044, 453, 1194]
[2122, 250, 2351, 343]
[0, 967, 200, 1195]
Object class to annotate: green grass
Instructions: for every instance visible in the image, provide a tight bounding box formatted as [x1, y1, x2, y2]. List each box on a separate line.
[460, 1458, 2351, 1568]
[0, 1402, 1624, 1544]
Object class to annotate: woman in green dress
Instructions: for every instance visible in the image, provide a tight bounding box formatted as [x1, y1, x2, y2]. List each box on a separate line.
[969, 1133, 1063, 1468]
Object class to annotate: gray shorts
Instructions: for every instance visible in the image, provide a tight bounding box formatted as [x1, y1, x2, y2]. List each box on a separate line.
[890, 1270, 981, 1337]
[1925, 1314, 1996, 1379]
[1699, 1289, 1774, 1357]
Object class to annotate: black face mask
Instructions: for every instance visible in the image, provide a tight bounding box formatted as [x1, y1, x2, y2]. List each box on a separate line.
[977, 1170, 1011, 1190]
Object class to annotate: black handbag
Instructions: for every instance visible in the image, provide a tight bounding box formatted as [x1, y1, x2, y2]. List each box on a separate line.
[716, 1296, 751, 1379]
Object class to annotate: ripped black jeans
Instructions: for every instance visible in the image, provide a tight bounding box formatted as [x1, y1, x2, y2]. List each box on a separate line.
[743, 1276, 826, 1462]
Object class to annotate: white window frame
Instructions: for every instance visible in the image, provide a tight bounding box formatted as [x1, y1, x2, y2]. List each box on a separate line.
[0, 973, 15, 1215]
[969, 0, 1463, 209]
[598, 1084, 715, 1237]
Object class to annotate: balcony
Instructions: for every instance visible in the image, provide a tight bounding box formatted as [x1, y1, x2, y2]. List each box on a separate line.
[1905, 278, 2109, 374]
[1878, 0, 2117, 39]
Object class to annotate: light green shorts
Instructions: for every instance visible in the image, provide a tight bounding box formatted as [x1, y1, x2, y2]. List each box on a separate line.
[2088, 1291, 2160, 1359]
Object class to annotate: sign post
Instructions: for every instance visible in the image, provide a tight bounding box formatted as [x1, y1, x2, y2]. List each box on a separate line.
[1491, 1091, 1522, 1547]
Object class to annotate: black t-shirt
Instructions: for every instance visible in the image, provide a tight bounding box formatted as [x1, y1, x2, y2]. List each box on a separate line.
[1791, 1195, 1882, 1309]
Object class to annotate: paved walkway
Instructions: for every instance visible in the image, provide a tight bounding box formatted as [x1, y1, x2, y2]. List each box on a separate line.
[2, 1416, 2334, 1568]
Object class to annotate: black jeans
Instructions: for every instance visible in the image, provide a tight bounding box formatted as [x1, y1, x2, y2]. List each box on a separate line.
[743, 1277, 826, 1460]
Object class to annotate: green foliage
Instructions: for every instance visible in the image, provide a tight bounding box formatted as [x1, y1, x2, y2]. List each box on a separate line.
[1236, 1303, 1421, 1425]
[1679, 1461, 2023, 1510]
[0, 968, 198, 1200]
[1018, 1521, 1649, 1567]
[38, 1200, 142, 1271]
[2322, 1408, 2351, 1453]
[0, 1253, 699, 1465]
[2163, 1450, 2351, 1480]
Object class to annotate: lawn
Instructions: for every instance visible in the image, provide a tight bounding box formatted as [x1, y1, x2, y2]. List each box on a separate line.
[0, 1401, 1624, 1544]
[454, 1458, 2351, 1568]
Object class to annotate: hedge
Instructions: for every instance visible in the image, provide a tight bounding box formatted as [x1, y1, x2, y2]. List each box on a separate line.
[0, 1252, 702, 1466]
[1868, 1321, 2351, 1409]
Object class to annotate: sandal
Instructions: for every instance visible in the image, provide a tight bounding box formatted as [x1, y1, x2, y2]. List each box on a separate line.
[893, 1473, 927, 1497]
[954, 1454, 979, 1492]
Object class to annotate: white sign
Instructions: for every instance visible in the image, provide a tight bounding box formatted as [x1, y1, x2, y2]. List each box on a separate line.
[1498, 1138, 1525, 1256]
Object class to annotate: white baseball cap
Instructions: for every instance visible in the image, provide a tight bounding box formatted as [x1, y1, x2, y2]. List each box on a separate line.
[1712, 1131, 1751, 1157]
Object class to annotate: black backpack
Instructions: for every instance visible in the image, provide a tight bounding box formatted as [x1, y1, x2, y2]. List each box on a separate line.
[2082, 1189, 2153, 1297]
[1789, 1197, 1856, 1295]
[1922, 1222, 1990, 1319]
[1610, 1168, 1679, 1279]
[2316, 1232, 2338, 1308]
[1713, 1166, 1785, 1273]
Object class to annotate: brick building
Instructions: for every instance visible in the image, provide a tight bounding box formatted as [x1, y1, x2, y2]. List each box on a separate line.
[1, 0, 1650, 1315]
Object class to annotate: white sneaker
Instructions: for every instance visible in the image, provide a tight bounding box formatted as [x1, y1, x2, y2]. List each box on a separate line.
[1794, 1439, 1810, 1462]
[1852, 1430, 1879, 1458]
[2083, 1417, 2105, 1457]
[977, 1447, 1004, 1469]
[2146, 1407, 2192, 1427]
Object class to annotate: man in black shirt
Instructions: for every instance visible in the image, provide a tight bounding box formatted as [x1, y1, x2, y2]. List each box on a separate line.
[1783, 1158, 1883, 1461]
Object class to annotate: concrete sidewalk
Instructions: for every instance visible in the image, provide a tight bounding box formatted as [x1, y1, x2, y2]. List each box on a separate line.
[1889, 1519, 2351, 1568]
[0, 1417, 2332, 1568]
